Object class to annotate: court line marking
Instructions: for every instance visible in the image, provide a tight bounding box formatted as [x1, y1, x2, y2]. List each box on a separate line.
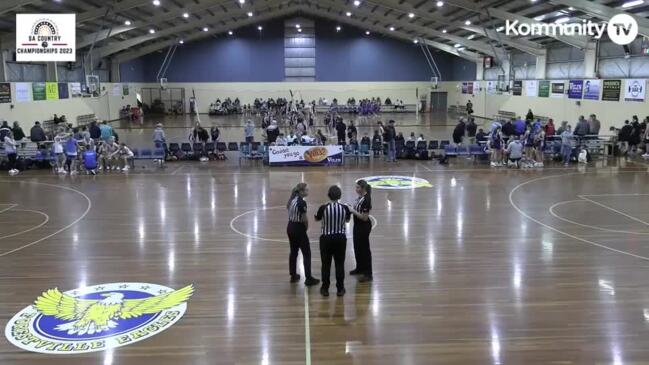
[577, 195, 649, 227]
[171, 165, 184, 175]
[418, 163, 435, 172]
[0, 209, 50, 240]
[0, 180, 92, 258]
[303, 288, 311, 365]
[10, 165, 639, 179]
[230, 206, 377, 243]
[548, 200, 649, 236]
[509, 171, 649, 261]
[580, 193, 649, 197]
[0, 204, 18, 214]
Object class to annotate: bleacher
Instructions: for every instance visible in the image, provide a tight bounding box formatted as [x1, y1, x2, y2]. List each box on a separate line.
[76, 114, 97, 127]
[314, 103, 417, 114]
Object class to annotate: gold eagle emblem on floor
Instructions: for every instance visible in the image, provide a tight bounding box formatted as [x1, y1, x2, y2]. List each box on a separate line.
[33, 285, 194, 335]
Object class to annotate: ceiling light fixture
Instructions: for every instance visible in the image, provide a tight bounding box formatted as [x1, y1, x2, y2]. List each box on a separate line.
[203, 27, 208, 31]
[622, 0, 644, 8]
[258, 25, 263, 31]
[454, 43, 461, 48]
[465, 20, 471, 25]
[124, 20, 131, 26]
[389, 26, 395, 31]
[152, 0, 160, 6]
[354, 0, 361, 6]
[413, 39, 419, 43]
[408, 12, 415, 18]
[247, 11, 253, 17]
[336, 26, 342, 31]
[228, 30, 233, 35]
[365, 30, 370, 35]
[297, 28, 302, 32]
[179, 40, 184, 44]
[346, 11, 352, 16]
[442, 29, 447, 33]
[555, 17, 571, 23]
[436, 1, 444, 6]
[149, 28, 155, 34]
[182, 12, 189, 18]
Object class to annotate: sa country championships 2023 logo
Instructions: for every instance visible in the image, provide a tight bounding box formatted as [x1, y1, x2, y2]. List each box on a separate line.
[5, 283, 193, 354]
[15, 14, 76, 62]
[362, 176, 432, 190]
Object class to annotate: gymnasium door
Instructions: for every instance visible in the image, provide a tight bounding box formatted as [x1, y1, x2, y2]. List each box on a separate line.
[430, 91, 447, 113]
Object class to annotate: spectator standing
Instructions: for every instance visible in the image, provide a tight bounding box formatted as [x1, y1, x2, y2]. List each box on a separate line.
[12, 122, 25, 141]
[99, 121, 113, 142]
[385, 120, 397, 162]
[4, 130, 18, 175]
[452, 118, 466, 145]
[244, 120, 255, 143]
[574, 116, 589, 137]
[30, 121, 46, 143]
[89, 121, 101, 140]
[588, 114, 601, 135]
[545, 119, 556, 136]
[336, 119, 347, 145]
[466, 117, 477, 144]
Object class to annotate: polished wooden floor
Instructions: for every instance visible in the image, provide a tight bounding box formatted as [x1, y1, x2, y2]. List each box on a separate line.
[2, 117, 649, 364]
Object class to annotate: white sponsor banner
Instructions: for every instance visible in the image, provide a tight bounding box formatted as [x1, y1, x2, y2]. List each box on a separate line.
[472, 81, 479, 95]
[269, 145, 343, 166]
[16, 14, 76, 62]
[624, 78, 646, 102]
[15, 82, 31, 102]
[112, 83, 122, 96]
[69, 82, 82, 97]
[524, 80, 538, 97]
[486, 81, 497, 94]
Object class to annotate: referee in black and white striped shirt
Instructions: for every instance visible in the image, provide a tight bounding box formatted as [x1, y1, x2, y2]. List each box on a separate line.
[314, 185, 351, 297]
[286, 183, 319, 286]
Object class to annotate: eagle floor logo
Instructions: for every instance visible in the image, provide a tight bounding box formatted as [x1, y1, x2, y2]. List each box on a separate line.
[16, 14, 76, 62]
[362, 176, 432, 190]
[5, 282, 194, 354]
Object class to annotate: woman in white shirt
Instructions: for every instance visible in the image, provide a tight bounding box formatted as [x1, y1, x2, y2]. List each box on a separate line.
[4, 131, 18, 175]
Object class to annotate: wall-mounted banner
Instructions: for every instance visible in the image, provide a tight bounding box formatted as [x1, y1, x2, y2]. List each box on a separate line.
[624, 79, 646, 102]
[467, 82, 474, 95]
[32, 82, 46, 101]
[461, 82, 468, 94]
[269, 146, 343, 166]
[551, 82, 565, 98]
[15, 83, 31, 102]
[15, 14, 76, 62]
[538, 80, 550, 97]
[69, 82, 82, 98]
[583, 79, 601, 100]
[0, 83, 11, 103]
[512, 80, 522, 96]
[486, 81, 497, 94]
[524, 80, 537, 97]
[123, 84, 129, 96]
[112, 83, 122, 97]
[5, 282, 193, 354]
[57, 83, 69, 99]
[602, 80, 622, 101]
[568, 80, 583, 99]
[45, 82, 59, 100]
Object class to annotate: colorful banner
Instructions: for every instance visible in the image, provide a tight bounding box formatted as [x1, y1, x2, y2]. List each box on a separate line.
[269, 145, 343, 166]
[0, 83, 11, 103]
[472, 81, 479, 95]
[524, 80, 537, 97]
[512, 80, 522, 96]
[15, 83, 30, 102]
[57, 83, 69, 99]
[461, 82, 468, 94]
[602, 80, 621, 101]
[123, 84, 129, 96]
[16, 14, 76, 62]
[538, 80, 550, 97]
[624, 79, 646, 102]
[70, 82, 82, 97]
[45, 82, 59, 100]
[32, 82, 46, 101]
[568, 80, 583, 99]
[467, 82, 474, 95]
[583, 79, 601, 100]
[551, 82, 565, 98]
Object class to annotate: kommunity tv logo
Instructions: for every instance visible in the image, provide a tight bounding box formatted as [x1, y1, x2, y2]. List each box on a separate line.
[505, 13, 638, 45]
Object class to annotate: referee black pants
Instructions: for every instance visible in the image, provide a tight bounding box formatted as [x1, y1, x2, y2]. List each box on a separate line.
[320, 234, 346, 291]
[287, 222, 312, 278]
[353, 223, 372, 276]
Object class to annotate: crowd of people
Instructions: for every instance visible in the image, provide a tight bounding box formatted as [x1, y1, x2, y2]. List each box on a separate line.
[449, 109, 649, 169]
[1, 119, 136, 176]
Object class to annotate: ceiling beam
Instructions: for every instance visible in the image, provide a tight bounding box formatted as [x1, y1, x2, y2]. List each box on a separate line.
[313, 0, 498, 56]
[78, 0, 235, 48]
[549, 0, 649, 37]
[443, 0, 591, 48]
[0, 0, 43, 15]
[96, 0, 289, 59]
[366, 0, 546, 56]
[115, 6, 298, 63]
[298, 5, 482, 62]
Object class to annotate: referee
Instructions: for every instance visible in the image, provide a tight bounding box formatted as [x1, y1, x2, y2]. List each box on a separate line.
[314, 185, 351, 297]
[348, 179, 373, 282]
[286, 183, 320, 286]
